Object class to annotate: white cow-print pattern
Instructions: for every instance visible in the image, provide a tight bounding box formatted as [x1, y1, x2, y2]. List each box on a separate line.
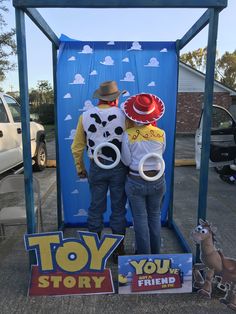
[82, 106, 126, 161]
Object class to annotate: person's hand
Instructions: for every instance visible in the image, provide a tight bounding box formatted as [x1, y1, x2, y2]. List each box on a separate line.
[78, 170, 88, 178]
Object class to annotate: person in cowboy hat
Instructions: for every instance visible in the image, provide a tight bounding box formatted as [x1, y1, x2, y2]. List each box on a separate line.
[71, 81, 128, 262]
[121, 93, 166, 255]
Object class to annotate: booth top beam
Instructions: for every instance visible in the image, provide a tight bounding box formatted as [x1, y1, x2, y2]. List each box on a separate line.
[13, 0, 227, 9]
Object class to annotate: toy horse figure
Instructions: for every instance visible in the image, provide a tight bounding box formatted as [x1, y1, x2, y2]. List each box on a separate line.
[192, 219, 236, 311]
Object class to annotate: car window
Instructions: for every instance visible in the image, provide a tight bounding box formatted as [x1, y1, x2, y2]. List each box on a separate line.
[211, 107, 233, 130]
[0, 99, 9, 123]
[4, 96, 21, 122]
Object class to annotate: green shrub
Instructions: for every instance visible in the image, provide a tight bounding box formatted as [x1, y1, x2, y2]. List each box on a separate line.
[37, 103, 54, 125]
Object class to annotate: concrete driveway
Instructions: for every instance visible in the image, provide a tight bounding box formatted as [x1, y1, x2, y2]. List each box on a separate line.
[0, 136, 235, 313]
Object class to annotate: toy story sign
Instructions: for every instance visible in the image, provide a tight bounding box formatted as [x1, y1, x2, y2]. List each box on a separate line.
[24, 231, 123, 296]
[118, 254, 192, 294]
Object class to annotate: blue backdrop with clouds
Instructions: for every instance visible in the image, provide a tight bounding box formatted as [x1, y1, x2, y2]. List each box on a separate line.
[57, 35, 178, 226]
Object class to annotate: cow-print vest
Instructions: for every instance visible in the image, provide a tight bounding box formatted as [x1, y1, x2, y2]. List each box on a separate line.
[82, 106, 125, 161]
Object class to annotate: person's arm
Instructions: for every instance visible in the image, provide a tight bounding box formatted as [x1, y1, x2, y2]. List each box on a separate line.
[71, 115, 87, 177]
[121, 132, 132, 166]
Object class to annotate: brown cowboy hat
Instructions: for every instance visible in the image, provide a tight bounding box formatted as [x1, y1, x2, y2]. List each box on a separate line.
[93, 81, 126, 101]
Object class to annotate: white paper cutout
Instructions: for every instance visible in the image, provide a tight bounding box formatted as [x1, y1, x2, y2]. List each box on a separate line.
[64, 114, 72, 121]
[73, 209, 88, 216]
[71, 189, 79, 194]
[79, 100, 94, 111]
[90, 70, 98, 75]
[145, 57, 160, 67]
[148, 81, 156, 87]
[68, 56, 76, 61]
[76, 178, 88, 183]
[69, 73, 85, 85]
[100, 56, 114, 66]
[160, 48, 168, 52]
[63, 93, 72, 99]
[120, 72, 135, 82]
[65, 129, 76, 140]
[107, 41, 115, 45]
[78, 45, 93, 54]
[122, 57, 129, 62]
[128, 41, 142, 50]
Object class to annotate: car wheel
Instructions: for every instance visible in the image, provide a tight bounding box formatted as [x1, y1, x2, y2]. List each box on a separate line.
[33, 142, 47, 171]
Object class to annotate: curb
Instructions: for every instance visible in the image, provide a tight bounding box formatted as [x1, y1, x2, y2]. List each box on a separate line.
[47, 160, 56, 168]
[175, 159, 196, 167]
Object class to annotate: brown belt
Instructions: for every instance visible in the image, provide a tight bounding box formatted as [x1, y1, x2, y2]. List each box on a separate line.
[129, 170, 159, 179]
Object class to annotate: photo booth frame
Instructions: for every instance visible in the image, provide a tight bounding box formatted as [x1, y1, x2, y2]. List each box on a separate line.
[13, 0, 228, 265]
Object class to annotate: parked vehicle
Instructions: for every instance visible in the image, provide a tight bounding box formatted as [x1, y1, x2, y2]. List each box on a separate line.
[0, 92, 47, 174]
[195, 104, 236, 173]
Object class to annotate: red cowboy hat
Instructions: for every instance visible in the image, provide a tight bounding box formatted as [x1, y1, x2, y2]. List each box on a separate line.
[123, 93, 165, 123]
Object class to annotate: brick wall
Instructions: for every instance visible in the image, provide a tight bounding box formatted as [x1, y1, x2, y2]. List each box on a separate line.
[176, 92, 232, 133]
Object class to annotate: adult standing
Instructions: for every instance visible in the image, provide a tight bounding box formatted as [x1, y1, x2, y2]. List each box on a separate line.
[121, 93, 166, 255]
[71, 81, 127, 260]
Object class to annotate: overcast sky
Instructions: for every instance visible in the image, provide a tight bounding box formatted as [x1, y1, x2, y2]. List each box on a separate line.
[2, 0, 236, 92]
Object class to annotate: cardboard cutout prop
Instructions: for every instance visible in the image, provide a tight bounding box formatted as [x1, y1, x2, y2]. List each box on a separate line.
[118, 253, 192, 294]
[192, 219, 236, 311]
[24, 231, 123, 296]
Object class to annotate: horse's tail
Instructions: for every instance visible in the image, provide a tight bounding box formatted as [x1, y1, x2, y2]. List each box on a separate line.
[218, 249, 236, 274]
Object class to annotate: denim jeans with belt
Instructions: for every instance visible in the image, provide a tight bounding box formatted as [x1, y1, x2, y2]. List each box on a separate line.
[88, 160, 128, 235]
[125, 174, 166, 254]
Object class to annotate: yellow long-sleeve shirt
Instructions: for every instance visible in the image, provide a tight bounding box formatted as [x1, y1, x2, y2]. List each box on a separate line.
[71, 104, 134, 173]
[71, 114, 86, 173]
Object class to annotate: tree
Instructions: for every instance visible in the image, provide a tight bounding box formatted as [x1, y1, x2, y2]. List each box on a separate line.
[180, 48, 208, 73]
[29, 80, 54, 125]
[0, 0, 16, 82]
[180, 47, 236, 89]
[216, 50, 236, 90]
[37, 80, 54, 104]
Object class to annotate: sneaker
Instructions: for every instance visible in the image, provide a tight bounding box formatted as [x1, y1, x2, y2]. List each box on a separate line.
[220, 174, 235, 185]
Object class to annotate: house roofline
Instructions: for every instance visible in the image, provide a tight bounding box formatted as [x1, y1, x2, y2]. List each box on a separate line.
[179, 61, 236, 96]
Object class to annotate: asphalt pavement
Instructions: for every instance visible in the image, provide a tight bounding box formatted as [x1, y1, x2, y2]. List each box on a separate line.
[0, 135, 236, 313]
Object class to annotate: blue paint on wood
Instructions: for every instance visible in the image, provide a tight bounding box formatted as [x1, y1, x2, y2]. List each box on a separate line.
[15, 8, 36, 265]
[168, 44, 180, 227]
[197, 9, 219, 222]
[178, 10, 210, 50]
[52, 44, 63, 230]
[13, 0, 228, 9]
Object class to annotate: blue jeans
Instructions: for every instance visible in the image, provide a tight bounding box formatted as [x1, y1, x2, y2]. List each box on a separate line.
[125, 175, 166, 254]
[87, 160, 128, 235]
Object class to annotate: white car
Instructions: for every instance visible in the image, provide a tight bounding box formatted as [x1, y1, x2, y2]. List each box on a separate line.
[0, 92, 47, 174]
[195, 104, 236, 172]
